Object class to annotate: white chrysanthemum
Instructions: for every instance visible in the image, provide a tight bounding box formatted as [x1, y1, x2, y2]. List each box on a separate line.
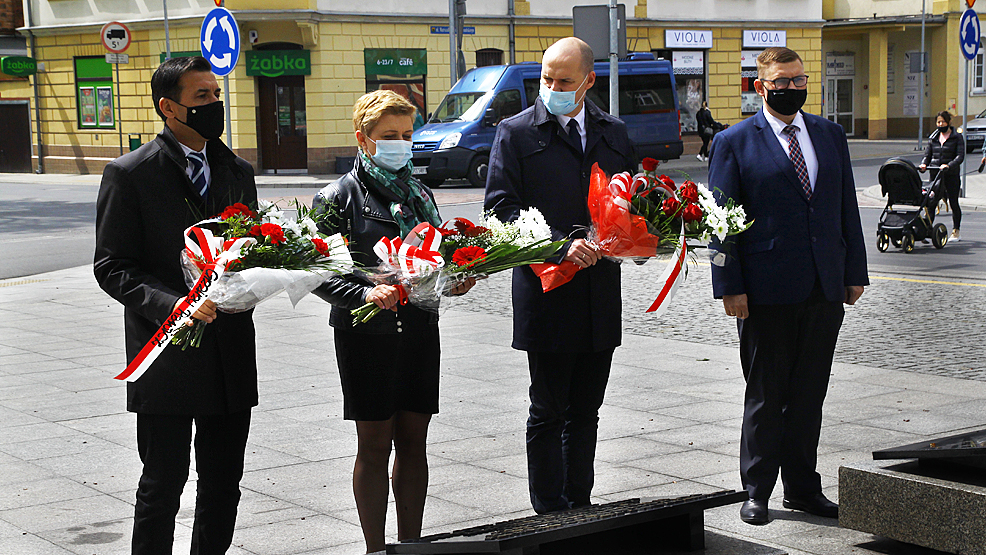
[258, 199, 275, 210]
[515, 208, 552, 243]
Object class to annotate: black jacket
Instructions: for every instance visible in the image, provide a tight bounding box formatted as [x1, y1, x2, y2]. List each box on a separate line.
[923, 127, 965, 176]
[94, 125, 258, 415]
[311, 155, 440, 334]
[697, 107, 716, 137]
[485, 98, 636, 352]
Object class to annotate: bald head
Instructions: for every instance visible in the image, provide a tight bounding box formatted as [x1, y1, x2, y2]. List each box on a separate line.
[543, 37, 594, 77]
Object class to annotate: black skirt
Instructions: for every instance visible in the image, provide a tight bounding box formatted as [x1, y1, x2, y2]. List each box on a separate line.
[333, 304, 440, 421]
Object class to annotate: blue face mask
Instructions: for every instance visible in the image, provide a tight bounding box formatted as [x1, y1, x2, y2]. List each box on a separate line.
[539, 74, 589, 116]
[367, 137, 413, 172]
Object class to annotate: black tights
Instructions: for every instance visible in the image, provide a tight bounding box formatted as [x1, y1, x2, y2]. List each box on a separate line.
[945, 180, 962, 230]
[699, 134, 711, 158]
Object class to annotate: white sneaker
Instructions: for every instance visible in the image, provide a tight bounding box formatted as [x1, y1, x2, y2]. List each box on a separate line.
[950, 229, 960, 242]
[696, 154, 705, 162]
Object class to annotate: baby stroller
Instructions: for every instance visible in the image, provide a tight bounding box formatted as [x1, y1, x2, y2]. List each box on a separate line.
[876, 157, 948, 253]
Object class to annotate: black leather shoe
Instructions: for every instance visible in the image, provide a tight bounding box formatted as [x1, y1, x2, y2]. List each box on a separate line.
[739, 499, 769, 525]
[783, 493, 838, 518]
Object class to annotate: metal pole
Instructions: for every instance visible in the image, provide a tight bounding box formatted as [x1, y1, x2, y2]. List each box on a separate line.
[449, 0, 457, 86]
[116, 62, 124, 156]
[164, 0, 171, 59]
[609, 0, 619, 118]
[917, 0, 925, 150]
[24, 0, 43, 173]
[508, 0, 516, 65]
[963, 58, 969, 197]
[224, 75, 231, 148]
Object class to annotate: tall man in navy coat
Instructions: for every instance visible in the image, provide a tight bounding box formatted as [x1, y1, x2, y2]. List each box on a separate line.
[708, 47, 868, 525]
[485, 37, 636, 514]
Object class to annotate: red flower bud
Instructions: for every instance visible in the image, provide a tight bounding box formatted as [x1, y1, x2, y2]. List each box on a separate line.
[312, 237, 330, 256]
[661, 197, 682, 217]
[641, 157, 660, 172]
[682, 203, 704, 222]
[658, 174, 676, 190]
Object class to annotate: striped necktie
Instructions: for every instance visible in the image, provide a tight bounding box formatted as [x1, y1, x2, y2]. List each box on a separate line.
[782, 125, 811, 198]
[186, 151, 208, 199]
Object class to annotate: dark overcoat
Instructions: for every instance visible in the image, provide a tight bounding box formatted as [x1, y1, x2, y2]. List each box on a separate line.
[485, 98, 636, 353]
[94, 125, 259, 415]
[709, 109, 868, 305]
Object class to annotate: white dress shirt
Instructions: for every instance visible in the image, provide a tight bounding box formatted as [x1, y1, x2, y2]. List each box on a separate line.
[762, 108, 818, 192]
[556, 103, 587, 151]
[179, 142, 211, 188]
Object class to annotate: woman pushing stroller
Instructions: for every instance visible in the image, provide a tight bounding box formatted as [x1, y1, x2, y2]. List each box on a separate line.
[919, 110, 964, 242]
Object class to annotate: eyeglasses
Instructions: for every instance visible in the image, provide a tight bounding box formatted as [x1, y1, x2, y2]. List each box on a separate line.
[759, 75, 809, 89]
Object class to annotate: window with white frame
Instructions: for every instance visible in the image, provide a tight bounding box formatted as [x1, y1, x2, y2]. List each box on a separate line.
[975, 41, 985, 93]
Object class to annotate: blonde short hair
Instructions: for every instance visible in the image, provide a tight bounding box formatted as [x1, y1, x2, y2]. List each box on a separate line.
[352, 90, 417, 135]
[756, 47, 803, 78]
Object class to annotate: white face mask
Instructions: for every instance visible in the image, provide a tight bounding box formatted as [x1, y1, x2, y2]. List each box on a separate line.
[539, 74, 589, 116]
[366, 137, 413, 172]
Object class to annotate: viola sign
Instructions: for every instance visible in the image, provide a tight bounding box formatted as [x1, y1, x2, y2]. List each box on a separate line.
[743, 30, 787, 48]
[244, 50, 311, 77]
[1, 56, 38, 77]
[665, 30, 712, 49]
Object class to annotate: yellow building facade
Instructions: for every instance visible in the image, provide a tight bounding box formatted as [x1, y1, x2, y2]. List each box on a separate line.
[1, 0, 823, 174]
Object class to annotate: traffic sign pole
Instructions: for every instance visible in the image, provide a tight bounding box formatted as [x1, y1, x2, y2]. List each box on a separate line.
[116, 62, 123, 156]
[960, 8, 979, 197]
[200, 5, 239, 146]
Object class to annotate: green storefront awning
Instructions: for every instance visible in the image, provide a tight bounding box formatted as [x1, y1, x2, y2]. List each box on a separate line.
[364, 49, 427, 76]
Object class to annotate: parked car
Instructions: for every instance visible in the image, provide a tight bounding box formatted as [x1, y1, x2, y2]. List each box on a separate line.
[412, 54, 683, 187]
[964, 108, 986, 153]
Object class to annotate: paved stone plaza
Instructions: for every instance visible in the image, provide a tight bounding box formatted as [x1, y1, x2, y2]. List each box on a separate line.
[2, 257, 985, 555]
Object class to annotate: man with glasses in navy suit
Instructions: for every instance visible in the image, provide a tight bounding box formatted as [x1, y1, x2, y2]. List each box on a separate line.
[708, 47, 868, 525]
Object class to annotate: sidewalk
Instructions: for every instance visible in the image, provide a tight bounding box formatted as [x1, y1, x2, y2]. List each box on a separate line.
[2, 261, 984, 554]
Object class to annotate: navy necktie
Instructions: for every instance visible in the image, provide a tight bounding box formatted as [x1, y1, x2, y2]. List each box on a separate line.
[186, 151, 208, 199]
[567, 119, 583, 157]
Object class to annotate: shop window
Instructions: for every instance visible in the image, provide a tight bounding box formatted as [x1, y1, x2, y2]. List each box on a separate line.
[741, 71, 760, 114]
[476, 48, 504, 67]
[655, 49, 705, 133]
[74, 56, 115, 129]
[365, 48, 427, 129]
[975, 45, 985, 92]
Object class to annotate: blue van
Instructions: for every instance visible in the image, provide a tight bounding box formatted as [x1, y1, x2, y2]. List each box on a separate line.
[411, 55, 683, 187]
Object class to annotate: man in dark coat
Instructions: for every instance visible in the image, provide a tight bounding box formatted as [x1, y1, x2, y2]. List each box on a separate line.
[485, 37, 636, 514]
[94, 56, 258, 554]
[708, 47, 868, 525]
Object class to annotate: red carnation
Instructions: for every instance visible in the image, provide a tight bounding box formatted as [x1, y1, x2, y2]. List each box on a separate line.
[260, 223, 285, 245]
[462, 225, 488, 238]
[249, 225, 263, 237]
[641, 157, 660, 172]
[452, 246, 487, 267]
[658, 174, 676, 190]
[661, 197, 682, 217]
[680, 182, 699, 203]
[438, 227, 460, 237]
[312, 237, 330, 256]
[682, 203, 704, 222]
[219, 202, 255, 220]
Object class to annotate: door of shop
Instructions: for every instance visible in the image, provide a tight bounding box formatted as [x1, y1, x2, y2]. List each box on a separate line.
[259, 75, 307, 171]
[0, 101, 32, 173]
[826, 78, 854, 136]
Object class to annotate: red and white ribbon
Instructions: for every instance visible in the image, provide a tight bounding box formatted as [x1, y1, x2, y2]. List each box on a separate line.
[114, 225, 254, 382]
[645, 221, 688, 315]
[373, 222, 445, 277]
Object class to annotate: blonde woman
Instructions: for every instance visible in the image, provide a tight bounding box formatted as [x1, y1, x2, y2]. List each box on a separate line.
[311, 90, 474, 553]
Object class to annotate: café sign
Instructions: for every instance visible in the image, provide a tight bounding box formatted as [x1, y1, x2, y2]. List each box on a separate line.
[364, 48, 428, 76]
[1, 56, 38, 77]
[244, 50, 312, 77]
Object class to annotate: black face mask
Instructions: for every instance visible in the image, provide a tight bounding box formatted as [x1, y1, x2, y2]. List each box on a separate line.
[764, 88, 807, 117]
[937, 125, 949, 132]
[173, 100, 224, 141]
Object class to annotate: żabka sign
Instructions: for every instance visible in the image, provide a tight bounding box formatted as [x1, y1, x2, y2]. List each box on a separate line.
[1, 56, 38, 77]
[665, 30, 712, 49]
[244, 50, 311, 77]
[743, 30, 787, 48]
